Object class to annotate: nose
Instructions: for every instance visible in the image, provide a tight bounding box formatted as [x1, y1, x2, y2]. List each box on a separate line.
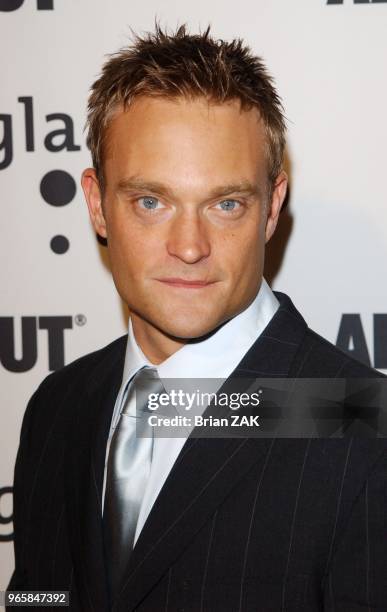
[166, 210, 211, 264]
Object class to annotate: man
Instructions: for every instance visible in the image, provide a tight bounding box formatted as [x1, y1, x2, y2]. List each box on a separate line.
[8, 24, 387, 611]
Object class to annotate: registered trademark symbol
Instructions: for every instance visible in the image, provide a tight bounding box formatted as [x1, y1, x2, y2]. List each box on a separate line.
[74, 314, 87, 326]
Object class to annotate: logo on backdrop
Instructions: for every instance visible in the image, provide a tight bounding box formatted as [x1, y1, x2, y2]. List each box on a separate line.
[0, 0, 53, 11]
[0, 315, 87, 372]
[0, 95, 81, 254]
[1, 96, 80, 170]
[0, 487, 13, 542]
[336, 314, 387, 370]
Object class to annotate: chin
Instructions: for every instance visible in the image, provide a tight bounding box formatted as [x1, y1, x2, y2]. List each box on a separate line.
[156, 313, 228, 342]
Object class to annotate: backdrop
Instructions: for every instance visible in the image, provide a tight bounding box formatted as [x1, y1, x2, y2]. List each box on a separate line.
[1, 0, 387, 593]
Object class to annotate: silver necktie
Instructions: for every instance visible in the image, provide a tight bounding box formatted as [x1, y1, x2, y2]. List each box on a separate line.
[103, 367, 163, 600]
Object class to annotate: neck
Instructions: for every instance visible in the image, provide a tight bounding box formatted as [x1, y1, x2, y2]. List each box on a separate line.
[130, 313, 186, 364]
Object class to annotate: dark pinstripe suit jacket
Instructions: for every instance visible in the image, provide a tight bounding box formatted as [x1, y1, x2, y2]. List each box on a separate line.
[8, 292, 387, 611]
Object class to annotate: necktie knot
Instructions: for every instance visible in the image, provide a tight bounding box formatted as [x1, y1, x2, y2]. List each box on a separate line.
[121, 367, 163, 417]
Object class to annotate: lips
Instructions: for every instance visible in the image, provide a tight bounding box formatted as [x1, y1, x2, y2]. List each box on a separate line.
[155, 277, 217, 288]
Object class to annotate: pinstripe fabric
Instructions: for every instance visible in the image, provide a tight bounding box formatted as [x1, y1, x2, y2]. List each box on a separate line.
[238, 438, 275, 612]
[8, 292, 387, 612]
[281, 438, 311, 611]
[199, 508, 218, 612]
[365, 481, 371, 612]
[164, 567, 172, 612]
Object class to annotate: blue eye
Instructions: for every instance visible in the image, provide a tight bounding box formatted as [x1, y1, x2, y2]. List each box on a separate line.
[139, 196, 159, 209]
[218, 199, 239, 211]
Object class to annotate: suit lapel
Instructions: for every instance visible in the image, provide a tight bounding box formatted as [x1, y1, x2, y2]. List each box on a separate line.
[113, 291, 309, 611]
[64, 337, 127, 612]
[232, 291, 308, 377]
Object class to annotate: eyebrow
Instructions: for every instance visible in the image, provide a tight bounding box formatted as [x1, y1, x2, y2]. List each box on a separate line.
[116, 176, 262, 200]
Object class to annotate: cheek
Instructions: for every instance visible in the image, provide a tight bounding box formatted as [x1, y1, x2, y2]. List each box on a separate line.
[107, 221, 166, 280]
[220, 223, 264, 268]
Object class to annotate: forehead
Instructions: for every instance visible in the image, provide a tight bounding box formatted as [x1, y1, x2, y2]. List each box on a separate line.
[103, 96, 269, 189]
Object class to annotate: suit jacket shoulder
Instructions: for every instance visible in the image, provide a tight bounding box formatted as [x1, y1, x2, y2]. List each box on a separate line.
[22, 333, 126, 423]
[14, 333, 128, 498]
[238, 290, 384, 380]
[290, 326, 383, 378]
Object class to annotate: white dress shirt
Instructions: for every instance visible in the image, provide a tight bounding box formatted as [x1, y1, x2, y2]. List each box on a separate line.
[102, 277, 279, 544]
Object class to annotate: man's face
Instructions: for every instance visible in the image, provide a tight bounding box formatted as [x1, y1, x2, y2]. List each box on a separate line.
[82, 96, 287, 341]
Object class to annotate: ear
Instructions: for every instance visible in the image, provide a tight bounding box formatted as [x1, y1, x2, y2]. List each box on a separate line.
[81, 168, 107, 238]
[265, 171, 288, 244]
